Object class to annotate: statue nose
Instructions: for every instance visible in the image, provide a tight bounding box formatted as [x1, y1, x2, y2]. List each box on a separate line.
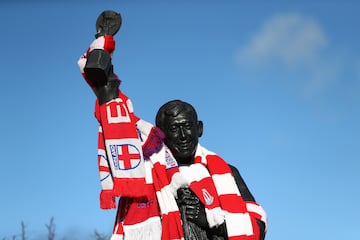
[179, 127, 187, 139]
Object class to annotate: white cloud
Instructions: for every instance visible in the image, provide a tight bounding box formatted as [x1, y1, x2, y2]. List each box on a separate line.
[235, 13, 348, 97]
[303, 60, 341, 97]
[237, 13, 327, 66]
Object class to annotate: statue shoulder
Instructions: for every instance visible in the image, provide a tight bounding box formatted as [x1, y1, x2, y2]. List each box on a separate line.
[228, 164, 256, 202]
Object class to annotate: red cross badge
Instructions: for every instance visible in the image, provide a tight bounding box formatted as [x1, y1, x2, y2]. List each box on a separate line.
[110, 144, 142, 170]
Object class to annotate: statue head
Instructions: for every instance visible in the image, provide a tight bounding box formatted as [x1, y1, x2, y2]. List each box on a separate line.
[156, 100, 203, 166]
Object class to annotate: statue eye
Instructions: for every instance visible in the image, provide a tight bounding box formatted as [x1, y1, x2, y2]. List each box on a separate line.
[168, 125, 179, 133]
[184, 122, 192, 129]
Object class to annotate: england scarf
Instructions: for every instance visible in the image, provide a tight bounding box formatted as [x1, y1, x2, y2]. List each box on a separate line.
[78, 36, 161, 205]
[110, 144, 186, 240]
[110, 144, 267, 240]
[95, 96, 162, 208]
[78, 36, 184, 239]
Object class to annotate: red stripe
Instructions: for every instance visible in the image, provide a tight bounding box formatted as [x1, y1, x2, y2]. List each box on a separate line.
[206, 154, 231, 174]
[219, 194, 247, 212]
[189, 177, 220, 209]
[103, 35, 115, 54]
[98, 166, 109, 172]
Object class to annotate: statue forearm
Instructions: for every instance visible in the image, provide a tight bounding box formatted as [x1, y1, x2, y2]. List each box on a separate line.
[78, 11, 122, 105]
[84, 49, 119, 104]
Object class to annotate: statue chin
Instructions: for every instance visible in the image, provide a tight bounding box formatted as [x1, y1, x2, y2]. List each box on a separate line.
[172, 152, 195, 165]
[167, 145, 197, 165]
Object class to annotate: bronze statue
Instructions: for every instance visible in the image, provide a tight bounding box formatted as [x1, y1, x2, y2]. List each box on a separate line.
[156, 100, 266, 239]
[78, 10, 267, 240]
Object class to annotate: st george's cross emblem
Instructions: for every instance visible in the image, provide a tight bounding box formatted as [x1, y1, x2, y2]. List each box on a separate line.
[110, 143, 142, 170]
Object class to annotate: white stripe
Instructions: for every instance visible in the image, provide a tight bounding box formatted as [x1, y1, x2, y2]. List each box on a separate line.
[77, 56, 86, 73]
[110, 234, 123, 240]
[150, 145, 166, 165]
[194, 144, 216, 165]
[126, 98, 134, 114]
[155, 190, 166, 213]
[212, 173, 240, 196]
[110, 223, 123, 240]
[225, 212, 254, 236]
[136, 119, 154, 139]
[144, 160, 153, 184]
[98, 149, 108, 166]
[169, 172, 188, 196]
[204, 207, 225, 227]
[179, 163, 210, 183]
[105, 138, 145, 178]
[123, 217, 161, 240]
[89, 36, 106, 51]
[246, 202, 268, 230]
[156, 185, 179, 214]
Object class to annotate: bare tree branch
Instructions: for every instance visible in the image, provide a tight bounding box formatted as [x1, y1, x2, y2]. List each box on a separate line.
[45, 217, 55, 240]
[94, 230, 109, 240]
[21, 221, 26, 240]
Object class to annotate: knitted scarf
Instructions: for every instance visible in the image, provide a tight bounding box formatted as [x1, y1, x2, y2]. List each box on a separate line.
[78, 36, 162, 204]
[95, 96, 164, 208]
[78, 36, 184, 240]
[110, 144, 267, 240]
[190, 145, 268, 240]
[110, 144, 186, 240]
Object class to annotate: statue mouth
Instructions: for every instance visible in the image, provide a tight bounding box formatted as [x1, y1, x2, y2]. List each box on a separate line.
[176, 141, 194, 151]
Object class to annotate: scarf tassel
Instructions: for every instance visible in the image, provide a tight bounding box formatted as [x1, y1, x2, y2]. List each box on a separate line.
[100, 189, 117, 209]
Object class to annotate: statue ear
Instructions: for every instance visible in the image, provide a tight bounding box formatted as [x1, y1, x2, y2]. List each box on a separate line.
[197, 120, 203, 138]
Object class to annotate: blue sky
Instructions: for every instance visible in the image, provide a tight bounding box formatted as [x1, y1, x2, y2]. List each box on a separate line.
[1, 0, 359, 239]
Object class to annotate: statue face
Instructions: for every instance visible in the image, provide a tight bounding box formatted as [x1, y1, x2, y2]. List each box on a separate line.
[163, 111, 201, 165]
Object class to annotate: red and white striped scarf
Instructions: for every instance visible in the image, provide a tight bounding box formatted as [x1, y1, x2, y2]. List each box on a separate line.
[95, 95, 161, 208]
[110, 144, 186, 240]
[93, 96, 186, 240]
[78, 36, 185, 239]
[78, 36, 162, 206]
[110, 144, 267, 240]
[188, 145, 268, 240]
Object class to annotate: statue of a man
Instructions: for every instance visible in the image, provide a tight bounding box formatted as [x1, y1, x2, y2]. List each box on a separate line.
[156, 100, 267, 240]
[78, 10, 267, 240]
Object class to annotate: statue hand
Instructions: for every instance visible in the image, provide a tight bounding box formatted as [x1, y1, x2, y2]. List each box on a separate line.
[209, 222, 228, 238]
[177, 188, 209, 229]
[89, 36, 116, 55]
[184, 204, 208, 229]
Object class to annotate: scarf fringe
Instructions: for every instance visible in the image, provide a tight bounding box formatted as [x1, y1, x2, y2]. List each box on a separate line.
[100, 190, 117, 209]
[136, 119, 165, 159]
[123, 217, 162, 240]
